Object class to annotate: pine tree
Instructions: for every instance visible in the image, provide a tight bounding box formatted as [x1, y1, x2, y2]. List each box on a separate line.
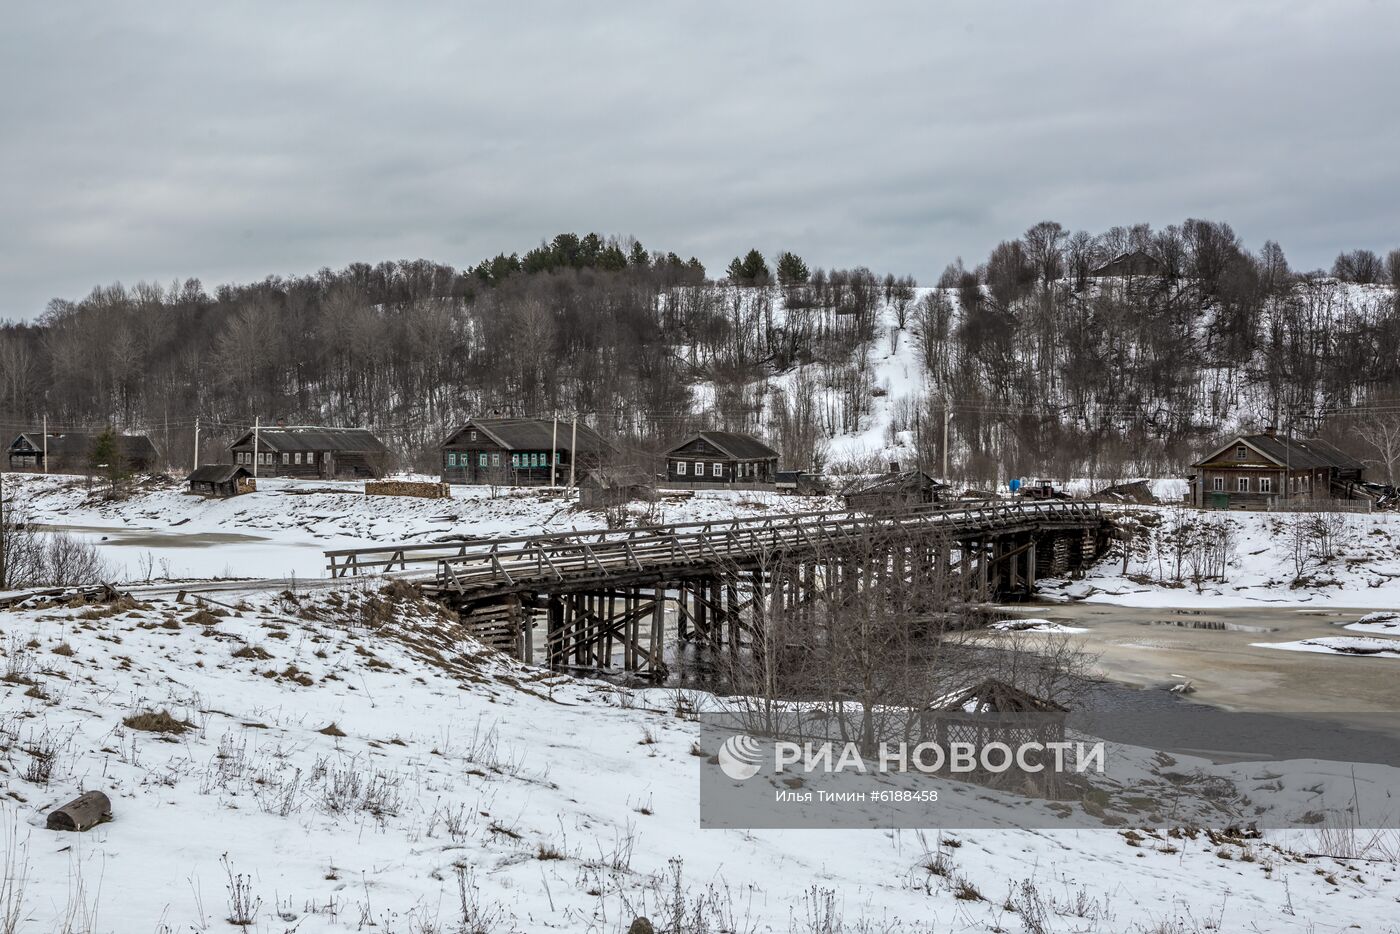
[90, 428, 128, 497]
[776, 251, 810, 287]
[741, 249, 770, 285]
[629, 240, 650, 268]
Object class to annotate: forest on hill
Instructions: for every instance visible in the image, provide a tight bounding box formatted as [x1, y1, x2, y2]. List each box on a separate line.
[2, 223, 1399, 482]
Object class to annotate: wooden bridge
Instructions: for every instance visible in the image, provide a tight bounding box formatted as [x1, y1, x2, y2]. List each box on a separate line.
[325, 501, 1113, 679]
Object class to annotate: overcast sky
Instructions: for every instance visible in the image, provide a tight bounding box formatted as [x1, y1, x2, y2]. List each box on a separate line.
[3, 1, 1397, 319]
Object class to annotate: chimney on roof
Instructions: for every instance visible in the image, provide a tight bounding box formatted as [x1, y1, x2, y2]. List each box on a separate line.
[888, 460, 900, 474]
[1263, 425, 1277, 437]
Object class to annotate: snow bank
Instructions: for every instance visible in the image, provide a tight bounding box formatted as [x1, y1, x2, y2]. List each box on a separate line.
[2, 584, 1397, 931]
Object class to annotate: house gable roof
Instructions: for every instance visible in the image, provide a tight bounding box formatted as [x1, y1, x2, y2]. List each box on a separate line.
[1193, 433, 1364, 471]
[841, 469, 944, 496]
[443, 418, 614, 455]
[667, 430, 778, 460]
[8, 431, 157, 460]
[229, 427, 390, 455]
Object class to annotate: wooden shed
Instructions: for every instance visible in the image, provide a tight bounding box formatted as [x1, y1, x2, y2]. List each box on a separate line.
[664, 431, 779, 486]
[440, 417, 614, 486]
[578, 466, 656, 509]
[229, 426, 392, 479]
[186, 464, 254, 498]
[842, 468, 945, 512]
[6, 431, 159, 474]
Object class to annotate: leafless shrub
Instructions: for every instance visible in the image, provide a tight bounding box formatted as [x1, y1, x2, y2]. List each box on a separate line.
[1, 819, 28, 934]
[222, 854, 260, 927]
[454, 864, 510, 932]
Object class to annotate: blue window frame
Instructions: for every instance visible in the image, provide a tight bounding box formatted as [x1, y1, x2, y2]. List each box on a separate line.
[511, 454, 520, 468]
[479, 453, 488, 467]
[447, 452, 457, 467]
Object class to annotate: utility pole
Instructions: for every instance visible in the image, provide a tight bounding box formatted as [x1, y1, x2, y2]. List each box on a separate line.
[193, 416, 201, 471]
[252, 416, 261, 478]
[550, 414, 558, 489]
[941, 401, 951, 480]
[568, 414, 578, 489]
[42, 414, 47, 475]
[0, 469, 7, 588]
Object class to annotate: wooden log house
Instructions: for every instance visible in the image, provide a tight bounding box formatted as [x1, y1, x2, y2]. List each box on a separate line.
[440, 417, 614, 486]
[664, 431, 779, 487]
[1190, 429, 1366, 509]
[6, 431, 159, 473]
[228, 426, 392, 479]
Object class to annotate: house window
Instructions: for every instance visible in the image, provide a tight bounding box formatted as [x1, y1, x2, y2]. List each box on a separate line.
[1260, 477, 1273, 493]
[694, 461, 703, 476]
[712, 462, 723, 477]
[1237, 477, 1249, 492]
[294, 453, 302, 465]
[512, 454, 520, 468]
[492, 453, 501, 466]
[447, 453, 456, 467]
[307, 452, 315, 465]
[1212, 477, 1223, 491]
[470, 430, 477, 441]
[479, 453, 488, 467]
[555, 452, 562, 464]
[282, 453, 290, 465]
[1235, 446, 1247, 461]
[677, 460, 687, 476]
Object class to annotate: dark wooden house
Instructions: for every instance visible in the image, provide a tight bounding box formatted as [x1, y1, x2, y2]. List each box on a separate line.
[1091, 249, 1165, 279]
[228, 426, 392, 479]
[842, 468, 944, 511]
[1190, 430, 1366, 509]
[664, 431, 779, 486]
[440, 418, 614, 486]
[186, 464, 254, 497]
[6, 431, 159, 474]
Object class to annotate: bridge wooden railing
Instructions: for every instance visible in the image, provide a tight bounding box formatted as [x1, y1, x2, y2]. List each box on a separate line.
[325, 502, 960, 578]
[422, 500, 1103, 597]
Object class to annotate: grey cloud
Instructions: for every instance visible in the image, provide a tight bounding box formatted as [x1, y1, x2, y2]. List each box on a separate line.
[2, 1, 1398, 318]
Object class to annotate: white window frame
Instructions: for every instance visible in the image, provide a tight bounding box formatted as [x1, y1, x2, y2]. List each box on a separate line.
[694, 461, 703, 476]
[1235, 445, 1248, 461]
[294, 452, 303, 465]
[1212, 476, 1223, 491]
[1237, 476, 1249, 492]
[1260, 477, 1273, 494]
[676, 460, 687, 476]
[282, 452, 290, 465]
[712, 462, 723, 477]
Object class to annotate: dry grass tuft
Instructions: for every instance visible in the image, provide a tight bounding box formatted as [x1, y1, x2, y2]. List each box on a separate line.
[317, 722, 347, 737]
[122, 709, 192, 734]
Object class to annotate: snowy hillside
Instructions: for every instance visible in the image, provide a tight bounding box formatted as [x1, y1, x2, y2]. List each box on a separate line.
[4, 584, 1399, 932]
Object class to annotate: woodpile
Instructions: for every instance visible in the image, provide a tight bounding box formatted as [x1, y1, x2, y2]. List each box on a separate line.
[0, 583, 130, 611]
[364, 480, 450, 499]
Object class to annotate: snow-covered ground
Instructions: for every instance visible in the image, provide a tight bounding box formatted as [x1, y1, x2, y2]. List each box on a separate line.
[4, 585, 1399, 932]
[1051, 506, 1400, 609]
[7, 473, 838, 582]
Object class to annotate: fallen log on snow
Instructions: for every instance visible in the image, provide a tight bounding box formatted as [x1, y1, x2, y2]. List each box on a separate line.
[46, 790, 112, 832]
